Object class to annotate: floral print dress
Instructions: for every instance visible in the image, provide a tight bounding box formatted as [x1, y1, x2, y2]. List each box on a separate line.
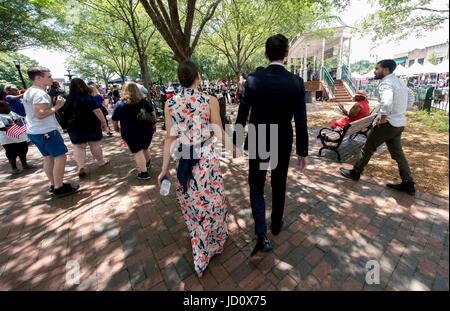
[167, 88, 228, 277]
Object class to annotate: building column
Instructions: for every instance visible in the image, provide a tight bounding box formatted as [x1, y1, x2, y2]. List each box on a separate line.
[347, 37, 352, 67]
[320, 38, 326, 81]
[313, 55, 316, 79]
[337, 32, 344, 80]
[299, 51, 303, 78]
[287, 57, 292, 73]
[303, 45, 309, 79]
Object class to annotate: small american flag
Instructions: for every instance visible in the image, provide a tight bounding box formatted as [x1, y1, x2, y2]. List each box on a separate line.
[6, 120, 27, 139]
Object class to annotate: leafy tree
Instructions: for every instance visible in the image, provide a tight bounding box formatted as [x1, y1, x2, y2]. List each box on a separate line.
[0, 0, 67, 52]
[202, 0, 345, 82]
[80, 0, 157, 90]
[148, 42, 179, 84]
[0, 51, 38, 87]
[351, 60, 376, 74]
[360, 0, 449, 42]
[67, 56, 115, 85]
[68, 6, 139, 83]
[427, 51, 440, 65]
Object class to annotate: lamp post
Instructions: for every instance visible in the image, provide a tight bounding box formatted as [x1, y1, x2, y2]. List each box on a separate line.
[13, 60, 27, 89]
[65, 68, 74, 81]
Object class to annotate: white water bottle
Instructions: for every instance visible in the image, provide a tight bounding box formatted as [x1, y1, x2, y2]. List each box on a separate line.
[160, 177, 171, 196]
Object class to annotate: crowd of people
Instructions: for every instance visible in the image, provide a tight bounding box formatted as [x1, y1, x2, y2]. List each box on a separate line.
[0, 34, 417, 278]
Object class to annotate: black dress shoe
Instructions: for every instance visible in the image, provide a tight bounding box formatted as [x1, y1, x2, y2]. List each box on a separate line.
[271, 220, 284, 236]
[386, 181, 416, 196]
[250, 235, 273, 256]
[340, 168, 361, 181]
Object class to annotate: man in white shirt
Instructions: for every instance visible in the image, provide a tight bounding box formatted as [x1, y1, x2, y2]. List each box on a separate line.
[23, 66, 79, 197]
[340, 59, 415, 195]
[135, 79, 149, 97]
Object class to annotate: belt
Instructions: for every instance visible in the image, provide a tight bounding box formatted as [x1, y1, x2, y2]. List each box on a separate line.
[176, 139, 211, 194]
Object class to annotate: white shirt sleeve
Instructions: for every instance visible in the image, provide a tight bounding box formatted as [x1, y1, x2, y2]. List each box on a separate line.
[32, 91, 51, 106]
[378, 82, 394, 115]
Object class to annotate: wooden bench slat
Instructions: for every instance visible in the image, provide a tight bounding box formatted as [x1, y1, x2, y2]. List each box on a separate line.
[318, 113, 378, 162]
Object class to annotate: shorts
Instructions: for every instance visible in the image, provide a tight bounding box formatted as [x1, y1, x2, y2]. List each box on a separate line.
[2, 142, 28, 159]
[68, 130, 103, 145]
[28, 130, 68, 157]
[125, 139, 152, 154]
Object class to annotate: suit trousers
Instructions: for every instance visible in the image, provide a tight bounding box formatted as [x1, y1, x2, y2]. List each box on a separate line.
[249, 146, 292, 236]
[353, 122, 413, 183]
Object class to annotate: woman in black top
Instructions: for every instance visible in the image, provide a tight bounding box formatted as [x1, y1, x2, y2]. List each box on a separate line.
[62, 78, 109, 177]
[112, 82, 156, 180]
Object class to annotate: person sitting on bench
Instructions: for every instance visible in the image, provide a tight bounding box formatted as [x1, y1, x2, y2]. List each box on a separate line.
[331, 90, 370, 129]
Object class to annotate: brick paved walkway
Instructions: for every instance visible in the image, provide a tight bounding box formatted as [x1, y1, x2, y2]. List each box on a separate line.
[0, 104, 448, 291]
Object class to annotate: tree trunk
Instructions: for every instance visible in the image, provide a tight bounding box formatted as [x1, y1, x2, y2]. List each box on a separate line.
[235, 70, 240, 85]
[139, 0, 221, 63]
[138, 52, 151, 98]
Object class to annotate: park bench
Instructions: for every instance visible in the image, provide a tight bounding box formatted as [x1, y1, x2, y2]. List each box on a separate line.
[317, 110, 378, 162]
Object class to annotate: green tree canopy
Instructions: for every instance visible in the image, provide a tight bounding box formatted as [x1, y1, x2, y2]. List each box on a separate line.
[201, 0, 347, 82]
[351, 60, 376, 74]
[360, 0, 449, 42]
[0, 51, 38, 88]
[0, 0, 68, 52]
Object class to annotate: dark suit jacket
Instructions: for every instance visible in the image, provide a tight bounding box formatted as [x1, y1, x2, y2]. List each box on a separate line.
[234, 64, 308, 157]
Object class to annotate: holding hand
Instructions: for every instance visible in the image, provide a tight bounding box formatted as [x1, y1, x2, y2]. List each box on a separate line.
[376, 115, 388, 127]
[157, 170, 171, 187]
[54, 96, 65, 110]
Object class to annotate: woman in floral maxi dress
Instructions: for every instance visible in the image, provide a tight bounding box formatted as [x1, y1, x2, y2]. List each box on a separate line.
[158, 60, 233, 277]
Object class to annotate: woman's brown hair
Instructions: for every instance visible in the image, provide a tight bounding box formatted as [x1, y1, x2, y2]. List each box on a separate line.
[177, 60, 200, 88]
[121, 82, 143, 105]
[88, 85, 99, 96]
[69, 78, 90, 96]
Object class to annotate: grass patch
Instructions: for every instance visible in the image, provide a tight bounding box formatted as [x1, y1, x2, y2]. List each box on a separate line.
[408, 110, 449, 133]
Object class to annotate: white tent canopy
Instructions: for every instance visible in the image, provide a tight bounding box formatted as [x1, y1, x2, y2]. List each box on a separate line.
[406, 62, 442, 76]
[422, 62, 439, 73]
[406, 62, 427, 76]
[435, 59, 449, 73]
[394, 65, 408, 76]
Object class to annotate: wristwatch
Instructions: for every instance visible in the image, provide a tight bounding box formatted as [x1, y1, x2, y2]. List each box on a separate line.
[51, 107, 56, 113]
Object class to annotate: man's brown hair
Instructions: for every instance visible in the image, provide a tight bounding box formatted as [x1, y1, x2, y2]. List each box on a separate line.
[27, 66, 50, 81]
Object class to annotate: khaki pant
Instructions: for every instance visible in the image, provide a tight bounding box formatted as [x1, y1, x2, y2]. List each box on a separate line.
[354, 122, 414, 183]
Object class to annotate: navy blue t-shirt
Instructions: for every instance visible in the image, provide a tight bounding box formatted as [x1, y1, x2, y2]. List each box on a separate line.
[93, 94, 104, 108]
[63, 94, 101, 132]
[112, 99, 154, 142]
[6, 96, 26, 117]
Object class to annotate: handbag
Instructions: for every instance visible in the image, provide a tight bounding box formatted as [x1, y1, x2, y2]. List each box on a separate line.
[136, 100, 156, 125]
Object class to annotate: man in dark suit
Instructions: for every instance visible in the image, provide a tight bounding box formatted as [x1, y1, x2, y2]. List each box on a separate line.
[234, 34, 308, 256]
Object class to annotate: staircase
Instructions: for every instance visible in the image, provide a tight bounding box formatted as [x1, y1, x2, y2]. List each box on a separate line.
[331, 80, 353, 102]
